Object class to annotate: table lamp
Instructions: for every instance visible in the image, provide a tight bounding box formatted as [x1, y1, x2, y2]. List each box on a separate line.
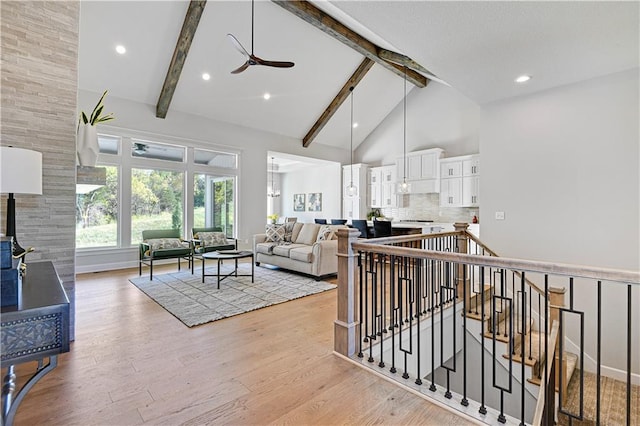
[0, 146, 43, 256]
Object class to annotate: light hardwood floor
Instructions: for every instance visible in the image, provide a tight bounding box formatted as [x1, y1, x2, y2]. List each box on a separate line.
[10, 263, 473, 425]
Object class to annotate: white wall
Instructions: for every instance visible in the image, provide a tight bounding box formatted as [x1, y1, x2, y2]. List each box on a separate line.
[481, 69, 639, 373]
[357, 82, 481, 165]
[279, 163, 342, 222]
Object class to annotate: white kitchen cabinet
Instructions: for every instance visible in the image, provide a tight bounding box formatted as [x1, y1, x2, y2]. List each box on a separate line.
[440, 177, 462, 206]
[396, 148, 444, 193]
[463, 156, 480, 176]
[369, 165, 396, 208]
[462, 176, 480, 206]
[342, 163, 368, 219]
[439, 154, 480, 207]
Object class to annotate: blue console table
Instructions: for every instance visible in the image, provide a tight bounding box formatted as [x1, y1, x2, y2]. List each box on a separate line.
[1, 261, 70, 426]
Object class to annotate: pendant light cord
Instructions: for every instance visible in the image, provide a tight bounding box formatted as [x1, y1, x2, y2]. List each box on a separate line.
[251, 0, 255, 55]
[403, 66, 407, 181]
[350, 86, 354, 187]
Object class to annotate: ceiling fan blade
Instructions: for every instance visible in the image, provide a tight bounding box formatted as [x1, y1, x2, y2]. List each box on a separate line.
[227, 33, 250, 59]
[230, 61, 251, 74]
[252, 55, 294, 69]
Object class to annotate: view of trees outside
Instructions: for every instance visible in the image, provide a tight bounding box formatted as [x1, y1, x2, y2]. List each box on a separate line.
[193, 174, 235, 237]
[193, 174, 206, 228]
[130, 168, 183, 244]
[76, 166, 119, 248]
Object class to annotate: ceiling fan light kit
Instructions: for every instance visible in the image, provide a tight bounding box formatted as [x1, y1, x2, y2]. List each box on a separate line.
[228, 0, 294, 74]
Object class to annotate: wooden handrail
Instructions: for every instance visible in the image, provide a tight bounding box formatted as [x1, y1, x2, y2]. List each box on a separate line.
[464, 231, 546, 297]
[532, 320, 560, 426]
[351, 240, 640, 285]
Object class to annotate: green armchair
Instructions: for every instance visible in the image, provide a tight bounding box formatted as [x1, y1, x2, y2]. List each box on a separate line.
[139, 229, 192, 280]
[191, 227, 237, 253]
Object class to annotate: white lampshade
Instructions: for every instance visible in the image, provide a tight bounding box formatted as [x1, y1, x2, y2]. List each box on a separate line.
[0, 147, 43, 195]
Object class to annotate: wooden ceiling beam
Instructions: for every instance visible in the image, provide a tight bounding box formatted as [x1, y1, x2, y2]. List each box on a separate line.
[156, 0, 207, 119]
[303, 57, 374, 147]
[271, 0, 428, 88]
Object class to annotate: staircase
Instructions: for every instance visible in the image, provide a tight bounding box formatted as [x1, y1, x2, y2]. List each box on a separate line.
[333, 225, 640, 425]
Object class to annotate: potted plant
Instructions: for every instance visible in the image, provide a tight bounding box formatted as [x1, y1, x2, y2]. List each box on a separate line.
[267, 214, 279, 224]
[77, 90, 115, 167]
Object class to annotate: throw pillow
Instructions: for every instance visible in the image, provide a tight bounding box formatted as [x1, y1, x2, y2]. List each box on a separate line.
[144, 238, 186, 255]
[284, 221, 296, 242]
[265, 224, 286, 243]
[316, 225, 335, 242]
[197, 231, 227, 246]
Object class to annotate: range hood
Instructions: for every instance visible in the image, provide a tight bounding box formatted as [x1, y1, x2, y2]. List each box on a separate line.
[76, 166, 106, 194]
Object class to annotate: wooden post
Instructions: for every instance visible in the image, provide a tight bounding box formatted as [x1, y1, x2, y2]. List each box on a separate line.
[454, 222, 470, 301]
[334, 228, 361, 357]
[548, 286, 567, 396]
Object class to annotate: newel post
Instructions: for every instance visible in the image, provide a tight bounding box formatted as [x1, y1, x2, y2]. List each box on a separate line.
[454, 222, 470, 300]
[334, 228, 361, 357]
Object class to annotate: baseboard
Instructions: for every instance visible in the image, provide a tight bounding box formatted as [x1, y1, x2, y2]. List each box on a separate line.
[563, 337, 640, 385]
[76, 261, 138, 274]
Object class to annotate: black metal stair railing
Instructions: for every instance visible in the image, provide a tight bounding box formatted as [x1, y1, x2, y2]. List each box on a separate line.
[337, 228, 640, 426]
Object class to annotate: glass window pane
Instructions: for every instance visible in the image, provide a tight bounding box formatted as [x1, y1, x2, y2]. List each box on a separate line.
[194, 174, 235, 238]
[194, 148, 237, 169]
[131, 168, 184, 244]
[131, 139, 185, 163]
[98, 134, 119, 155]
[76, 166, 119, 248]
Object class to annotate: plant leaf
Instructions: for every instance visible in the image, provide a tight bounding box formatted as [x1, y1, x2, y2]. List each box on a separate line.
[81, 111, 89, 124]
[90, 105, 104, 125]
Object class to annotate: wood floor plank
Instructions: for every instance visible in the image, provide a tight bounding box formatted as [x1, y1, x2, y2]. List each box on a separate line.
[9, 265, 469, 425]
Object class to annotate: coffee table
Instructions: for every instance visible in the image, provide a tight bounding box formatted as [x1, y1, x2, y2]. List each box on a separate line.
[201, 250, 254, 288]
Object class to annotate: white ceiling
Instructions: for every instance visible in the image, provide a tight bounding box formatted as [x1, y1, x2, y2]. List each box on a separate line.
[79, 1, 639, 151]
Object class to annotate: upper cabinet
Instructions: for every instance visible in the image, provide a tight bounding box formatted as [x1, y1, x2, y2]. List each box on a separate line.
[369, 165, 396, 208]
[396, 148, 444, 193]
[439, 154, 480, 207]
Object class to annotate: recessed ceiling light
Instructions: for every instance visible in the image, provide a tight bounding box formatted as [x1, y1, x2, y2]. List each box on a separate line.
[515, 75, 531, 83]
[352, 122, 359, 128]
[115, 45, 126, 55]
[263, 93, 271, 100]
[202, 73, 211, 81]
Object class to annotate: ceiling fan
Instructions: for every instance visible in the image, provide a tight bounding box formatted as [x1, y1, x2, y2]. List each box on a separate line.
[227, 0, 294, 74]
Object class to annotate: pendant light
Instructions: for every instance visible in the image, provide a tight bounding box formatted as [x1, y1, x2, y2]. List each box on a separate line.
[267, 156, 280, 198]
[346, 86, 358, 197]
[398, 66, 411, 194]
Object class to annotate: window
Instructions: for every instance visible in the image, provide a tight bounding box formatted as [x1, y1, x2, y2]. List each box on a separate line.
[194, 148, 237, 168]
[75, 166, 119, 248]
[75, 131, 239, 253]
[131, 139, 185, 163]
[130, 168, 184, 244]
[194, 174, 235, 237]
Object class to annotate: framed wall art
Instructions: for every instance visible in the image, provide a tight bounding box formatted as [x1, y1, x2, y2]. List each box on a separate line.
[293, 193, 305, 212]
[307, 192, 322, 212]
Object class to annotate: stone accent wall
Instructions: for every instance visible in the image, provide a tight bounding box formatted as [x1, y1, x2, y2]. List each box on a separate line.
[1, 1, 79, 338]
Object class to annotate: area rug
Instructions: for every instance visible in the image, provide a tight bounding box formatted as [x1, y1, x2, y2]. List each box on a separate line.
[129, 264, 336, 327]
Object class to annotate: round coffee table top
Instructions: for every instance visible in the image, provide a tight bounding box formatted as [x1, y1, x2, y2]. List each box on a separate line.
[201, 250, 253, 259]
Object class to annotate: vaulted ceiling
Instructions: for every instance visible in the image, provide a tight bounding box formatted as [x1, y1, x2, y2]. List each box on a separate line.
[79, 1, 639, 151]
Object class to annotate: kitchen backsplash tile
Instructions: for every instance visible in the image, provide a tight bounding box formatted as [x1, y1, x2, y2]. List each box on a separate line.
[380, 193, 479, 223]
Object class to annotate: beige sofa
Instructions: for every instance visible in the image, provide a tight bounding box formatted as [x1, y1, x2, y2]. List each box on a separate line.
[253, 222, 346, 280]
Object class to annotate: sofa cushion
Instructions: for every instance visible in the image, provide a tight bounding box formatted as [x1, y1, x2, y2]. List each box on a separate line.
[290, 222, 304, 242]
[197, 231, 227, 246]
[289, 246, 314, 263]
[294, 223, 319, 245]
[273, 243, 307, 257]
[265, 224, 286, 243]
[256, 242, 278, 254]
[144, 238, 188, 255]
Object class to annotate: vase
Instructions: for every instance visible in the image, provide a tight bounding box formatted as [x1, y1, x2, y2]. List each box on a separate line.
[77, 123, 99, 167]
